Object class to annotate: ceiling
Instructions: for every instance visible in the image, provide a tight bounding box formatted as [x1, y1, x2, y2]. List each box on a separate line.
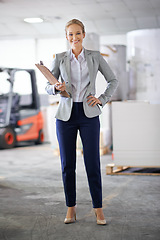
[0, 0, 160, 39]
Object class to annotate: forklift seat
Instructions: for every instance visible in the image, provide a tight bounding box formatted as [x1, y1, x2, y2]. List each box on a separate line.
[10, 93, 20, 126]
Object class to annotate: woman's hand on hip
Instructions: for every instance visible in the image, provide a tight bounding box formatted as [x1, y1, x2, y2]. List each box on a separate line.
[54, 82, 66, 92]
[87, 95, 102, 107]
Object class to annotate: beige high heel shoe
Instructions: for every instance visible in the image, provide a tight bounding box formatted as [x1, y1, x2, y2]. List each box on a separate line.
[94, 209, 106, 225]
[64, 206, 76, 224]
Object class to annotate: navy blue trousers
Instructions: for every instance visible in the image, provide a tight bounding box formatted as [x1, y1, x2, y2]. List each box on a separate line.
[56, 102, 102, 208]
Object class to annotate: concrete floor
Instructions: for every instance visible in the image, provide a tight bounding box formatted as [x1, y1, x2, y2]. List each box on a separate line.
[0, 143, 160, 240]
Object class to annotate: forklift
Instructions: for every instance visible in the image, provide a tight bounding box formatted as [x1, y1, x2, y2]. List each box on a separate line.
[0, 67, 44, 149]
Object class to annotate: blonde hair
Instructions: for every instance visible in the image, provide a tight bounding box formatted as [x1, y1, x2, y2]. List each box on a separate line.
[65, 19, 85, 34]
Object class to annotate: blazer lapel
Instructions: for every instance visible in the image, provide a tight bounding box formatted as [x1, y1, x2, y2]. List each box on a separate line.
[84, 49, 93, 84]
[61, 51, 72, 94]
[64, 51, 71, 83]
[84, 49, 94, 95]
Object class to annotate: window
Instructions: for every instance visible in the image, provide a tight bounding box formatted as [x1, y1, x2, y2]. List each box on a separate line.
[0, 72, 10, 94]
[13, 70, 33, 107]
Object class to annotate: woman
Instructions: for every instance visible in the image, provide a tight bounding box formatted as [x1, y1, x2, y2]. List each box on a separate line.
[45, 19, 118, 225]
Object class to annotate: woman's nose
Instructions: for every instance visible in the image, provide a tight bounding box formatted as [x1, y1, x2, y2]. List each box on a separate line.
[73, 34, 77, 40]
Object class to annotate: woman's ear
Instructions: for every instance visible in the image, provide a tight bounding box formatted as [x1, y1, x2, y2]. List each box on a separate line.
[83, 32, 85, 39]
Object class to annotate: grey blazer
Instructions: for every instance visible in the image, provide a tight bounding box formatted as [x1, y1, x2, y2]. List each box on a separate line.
[45, 48, 118, 121]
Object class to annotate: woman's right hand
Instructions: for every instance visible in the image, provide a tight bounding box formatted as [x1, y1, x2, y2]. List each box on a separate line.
[54, 82, 66, 92]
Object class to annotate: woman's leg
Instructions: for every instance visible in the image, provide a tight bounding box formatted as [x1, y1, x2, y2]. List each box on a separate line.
[56, 119, 78, 207]
[79, 116, 102, 208]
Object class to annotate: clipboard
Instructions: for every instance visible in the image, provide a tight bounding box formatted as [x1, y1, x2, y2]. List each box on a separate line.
[35, 61, 70, 98]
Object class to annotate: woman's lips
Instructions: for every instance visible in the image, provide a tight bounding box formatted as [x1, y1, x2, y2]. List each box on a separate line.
[72, 40, 79, 44]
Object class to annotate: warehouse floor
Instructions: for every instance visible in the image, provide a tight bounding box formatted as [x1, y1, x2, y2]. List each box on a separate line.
[0, 143, 160, 240]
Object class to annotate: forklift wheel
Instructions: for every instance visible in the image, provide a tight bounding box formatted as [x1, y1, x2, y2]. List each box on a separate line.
[35, 129, 44, 145]
[0, 127, 16, 149]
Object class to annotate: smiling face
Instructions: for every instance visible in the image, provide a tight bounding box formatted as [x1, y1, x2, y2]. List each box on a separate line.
[66, 24, 85, 52]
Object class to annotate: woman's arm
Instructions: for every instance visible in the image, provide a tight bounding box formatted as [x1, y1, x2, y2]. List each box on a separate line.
[45, 54, 61, 95]
[98, 53, 118, 107]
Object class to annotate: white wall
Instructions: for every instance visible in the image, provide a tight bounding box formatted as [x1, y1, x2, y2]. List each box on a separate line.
[0, 38, 67, 94]
[0, 39, 35, 69]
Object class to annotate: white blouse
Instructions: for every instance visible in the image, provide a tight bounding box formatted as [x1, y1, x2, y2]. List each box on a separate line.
[70, 48, 90, 102]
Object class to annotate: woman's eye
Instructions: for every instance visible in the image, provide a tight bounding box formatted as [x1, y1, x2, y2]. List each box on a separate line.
[76, 33, 81, 35]
[69, 34, 73, 36]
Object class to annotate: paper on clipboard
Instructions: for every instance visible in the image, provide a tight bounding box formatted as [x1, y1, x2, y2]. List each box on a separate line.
[35, 61, 70, 98]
